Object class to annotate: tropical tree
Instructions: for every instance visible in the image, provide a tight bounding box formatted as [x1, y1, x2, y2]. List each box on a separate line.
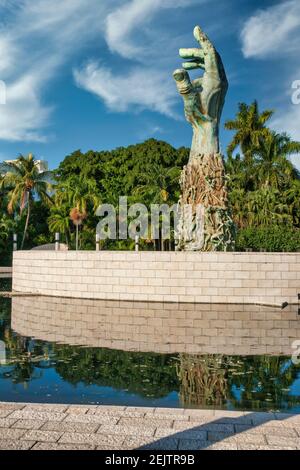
[253, 132, 300, 189]
[225, 101, 273, 161]
[133, 163, 181, 250]
[55, 175, 100, 216]
[284, 179, 300, 227]
[247, 188, 292, 227]
[53, 175, 101, 250]
[48, 204, 71, 245]
[0, 154, 53, 249]
[226, 153, 256, 192]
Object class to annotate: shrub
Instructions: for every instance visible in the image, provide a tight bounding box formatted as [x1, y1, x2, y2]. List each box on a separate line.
[236, 225, 300, 252]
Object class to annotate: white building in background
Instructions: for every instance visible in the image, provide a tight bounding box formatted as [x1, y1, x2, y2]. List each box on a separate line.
[3, 159, 49, 173]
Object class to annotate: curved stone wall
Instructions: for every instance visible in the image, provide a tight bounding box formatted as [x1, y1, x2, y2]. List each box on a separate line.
[13, 251, 300, 305]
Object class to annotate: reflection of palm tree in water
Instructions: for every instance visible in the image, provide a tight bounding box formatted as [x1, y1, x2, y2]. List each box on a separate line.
[177, 354, 228, 408]
[0, 324, 51, 385]
[227, 356, 300, 411]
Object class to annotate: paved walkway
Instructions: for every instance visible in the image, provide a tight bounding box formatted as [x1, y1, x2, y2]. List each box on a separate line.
[0, 402, 300, 450]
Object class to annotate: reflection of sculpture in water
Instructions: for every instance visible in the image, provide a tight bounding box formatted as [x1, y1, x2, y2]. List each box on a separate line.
[177, 354, 300, 411]
[177, 354, 228, 407]
[173, 26, 235, 251]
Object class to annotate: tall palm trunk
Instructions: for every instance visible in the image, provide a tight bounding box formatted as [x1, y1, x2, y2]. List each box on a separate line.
[21, 192, 31, 250]
[76, 224, 79, 251]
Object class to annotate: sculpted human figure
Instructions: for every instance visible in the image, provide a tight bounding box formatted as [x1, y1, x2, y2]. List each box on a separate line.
[173, 26, 235, 251]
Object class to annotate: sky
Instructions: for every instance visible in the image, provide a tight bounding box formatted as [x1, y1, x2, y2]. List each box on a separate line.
[0, 0, 299, 169]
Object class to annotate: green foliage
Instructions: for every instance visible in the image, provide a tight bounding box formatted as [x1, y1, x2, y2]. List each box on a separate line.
[225, 100, 273, 160]
[50, 139, 189, 250]
[53, 346, 179, 398]
[225, 101, 300, 252]
[1, 103, 300, 257]
[0, 154, 53, 251]
[236, 225, 300, 252]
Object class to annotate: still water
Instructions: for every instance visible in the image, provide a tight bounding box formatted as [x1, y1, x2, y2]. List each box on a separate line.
[1, 279, 300, 413]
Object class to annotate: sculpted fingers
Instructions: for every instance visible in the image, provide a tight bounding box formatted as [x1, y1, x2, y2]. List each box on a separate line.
[180, 48, 205, 71]
[182, 61, 205, 71]
[193, 25, 214, 52]
[179, 48, 204, 60]
[173, 69, 193, 95]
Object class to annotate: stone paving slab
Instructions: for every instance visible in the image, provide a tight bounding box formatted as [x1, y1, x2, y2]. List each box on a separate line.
[0, 402, 300, 450]
[0, 439, 36, 450]
[41, 421, 101, 434]
[21, 430, 63, 443]
[32, 442, 96, 450]
[64, 413, 119, 425]
[12, 420, 46, 430]
[0, 418, 18, 428]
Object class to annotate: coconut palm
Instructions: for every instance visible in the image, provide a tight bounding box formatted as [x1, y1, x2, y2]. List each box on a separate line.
[228, 189, 248, 228]
[253, 132, 300, 189]
[225, 101, 273, 161]
[55, 175, 100, 214]
[134, 163, 180, 205]
[134, 163, 180, 250]
[226, 153, 256, 192]
[0, 154, 53, 249]
[48, 204, 71, 245]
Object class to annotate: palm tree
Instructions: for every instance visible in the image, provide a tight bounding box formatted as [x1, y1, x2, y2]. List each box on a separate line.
[55, 175, 100, 214]
[133, 163, 180, 250]
[226, 153, 255, 192]
[228, 188, 248, 228]
[54, 175, 101, 250]
[48, 204, 71, 245]
[225, 101, 273, 161]
[0, 154, 53, 249]
[134, 163, 180, 205]
[253, 132, 300, 189]
[69, 207, 86, 251]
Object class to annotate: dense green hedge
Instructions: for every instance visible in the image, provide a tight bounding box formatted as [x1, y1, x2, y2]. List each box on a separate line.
[236, 225, 300, 252]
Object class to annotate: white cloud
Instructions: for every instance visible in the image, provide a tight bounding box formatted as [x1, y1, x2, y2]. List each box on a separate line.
[0, 0, 118, 142]
[0, 0, 208, 142]
[241, 0, 300, 58]
[105, 0, 196, 59]
[241, 1, 300, 169]
[76, 0, 205, 118]
[74, 61, 178, 118]
[272, 76, 300, 142]
[0, 70, 52, 142]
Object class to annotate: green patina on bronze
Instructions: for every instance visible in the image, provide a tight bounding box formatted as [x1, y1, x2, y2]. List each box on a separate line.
[174, 26, 236, 251]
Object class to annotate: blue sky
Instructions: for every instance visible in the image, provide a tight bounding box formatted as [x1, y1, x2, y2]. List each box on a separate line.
[0, 0, 299, 169]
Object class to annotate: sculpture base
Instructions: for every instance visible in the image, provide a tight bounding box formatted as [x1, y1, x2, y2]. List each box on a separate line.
[176, 154, 236, 252]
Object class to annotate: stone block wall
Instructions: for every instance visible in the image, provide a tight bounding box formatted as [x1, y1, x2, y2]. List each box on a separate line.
[13, 251, 300, 305]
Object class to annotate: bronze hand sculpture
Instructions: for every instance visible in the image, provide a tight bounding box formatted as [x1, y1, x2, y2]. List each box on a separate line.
[173, 26, 235, 252]
[173, 26, 228, 160]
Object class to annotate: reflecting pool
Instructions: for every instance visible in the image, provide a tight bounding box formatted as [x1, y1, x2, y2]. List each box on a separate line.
[1, 289, 300, 413]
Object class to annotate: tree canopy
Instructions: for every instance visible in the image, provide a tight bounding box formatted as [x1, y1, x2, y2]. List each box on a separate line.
[1, 102, 300, 260]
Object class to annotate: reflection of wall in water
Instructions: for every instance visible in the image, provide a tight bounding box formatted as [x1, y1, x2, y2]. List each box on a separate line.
[11, 296, 300, 355]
